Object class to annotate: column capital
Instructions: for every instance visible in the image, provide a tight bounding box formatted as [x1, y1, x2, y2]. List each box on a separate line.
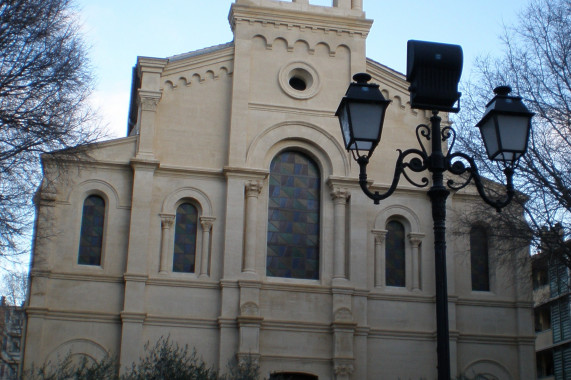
[330, 188, 350, 203]
[245, 180, 263, 197]
[200, 216, 216, 231]
[371, 229, 388, 243]
[160, 214, 175, 229]
[408, 232, 425, 247]
[138, 90, 162, 111]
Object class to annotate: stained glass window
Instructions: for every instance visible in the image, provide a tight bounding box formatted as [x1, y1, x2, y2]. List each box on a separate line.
[267, 151, 320, 280]
[78, 195, 105, 266]
[386, 220, 405, 287]
[173, 203, 198, 273]
[470, 226, 490, 291]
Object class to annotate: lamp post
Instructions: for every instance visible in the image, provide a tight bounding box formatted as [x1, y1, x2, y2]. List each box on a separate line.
[336, 41, 534, 380]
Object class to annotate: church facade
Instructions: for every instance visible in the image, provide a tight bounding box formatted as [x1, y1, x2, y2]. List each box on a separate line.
[22, 1, 536, 378]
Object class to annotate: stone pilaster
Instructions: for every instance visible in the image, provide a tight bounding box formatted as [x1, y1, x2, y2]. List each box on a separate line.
[199, 216, 215, 277]
[408, 232, 425, 291]
[331, 187, 350, 282]
[159, 214, 174, 274]
[371, 229, 387, 287]
[243, 181, 262, 277]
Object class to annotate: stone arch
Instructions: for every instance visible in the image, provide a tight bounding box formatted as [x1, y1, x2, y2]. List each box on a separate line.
[46, 338, 109, 364]
[314, 42, 332, 56]
[272, 37, 289, 52]
[161, 187, 214, 217]
[463, 359, 512, 380]
[252, 34, 268, 49]
[293, 39, 311, 53]
[374, 204, 421, 233]
[246, 121, 349, 177]
[67, 179, 122, 210]
[334, 44, 351, 56]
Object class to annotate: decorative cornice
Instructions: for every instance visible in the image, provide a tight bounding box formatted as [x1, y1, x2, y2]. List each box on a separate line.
[229, 4, 371, 37]
[224, 166, 269, 179]
[120, 311, 146, 324]
[124, 273, 148, 283]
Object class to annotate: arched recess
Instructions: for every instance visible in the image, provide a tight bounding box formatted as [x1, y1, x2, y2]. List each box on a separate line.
[66, 179, 122, 210]
[46, 338, 109, 364]
[463, 359, 512, 380]
[374, 205, 421, 232]
[67, 179, 123, 269]
[246, 121, 350, 178]
[161, 187, 213, 217]
[373, 205, 424, 290]
[159, 187, 215, 276]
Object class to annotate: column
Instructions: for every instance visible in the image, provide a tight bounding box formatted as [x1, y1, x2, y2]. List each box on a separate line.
[371, 230, 387, 287]
[331, 188, 350, 281]
[351, 0, 363, 11]
[408, 233, 425, 291]
[199, 217, 215, 278]
[243, 181, 262, 276]
[159, 214, 174, 274]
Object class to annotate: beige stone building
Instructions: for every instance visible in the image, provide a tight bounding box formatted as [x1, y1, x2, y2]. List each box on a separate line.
[22, 0, 536, 378]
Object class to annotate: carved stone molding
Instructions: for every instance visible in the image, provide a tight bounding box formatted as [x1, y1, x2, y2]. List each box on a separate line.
[334, 360, 355, 376]
[408, 232, 425, 248]
[160, 214, 175, 229]
[371, 229, 388, 244]
[330, 188, 350, 203]
[245, 180, 263, 197]
[138, 90, 162, 112]
[200, 216, 216, 231]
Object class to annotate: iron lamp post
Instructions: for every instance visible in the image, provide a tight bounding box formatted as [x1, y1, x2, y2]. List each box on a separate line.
[336, 41, 533, 380]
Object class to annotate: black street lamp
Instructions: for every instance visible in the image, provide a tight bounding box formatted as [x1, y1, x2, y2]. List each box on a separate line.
[336, 41, 534, 380]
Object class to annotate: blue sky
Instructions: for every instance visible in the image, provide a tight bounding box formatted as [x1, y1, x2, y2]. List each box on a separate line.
[77, 0, 526, 138]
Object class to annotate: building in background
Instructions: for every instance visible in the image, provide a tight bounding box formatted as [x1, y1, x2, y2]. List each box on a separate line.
[533, 240, 571, 379]
[0, 298, 23, 380]
[22, 0, 535, 378]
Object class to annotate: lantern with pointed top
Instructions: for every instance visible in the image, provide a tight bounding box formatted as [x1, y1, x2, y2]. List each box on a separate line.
[335, 73, 391, 158]
[477, 85, 534, 163]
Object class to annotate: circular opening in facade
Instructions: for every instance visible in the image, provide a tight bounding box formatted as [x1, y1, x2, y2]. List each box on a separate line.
[289, 76, 307, 91]
[279, 62, 320, 100]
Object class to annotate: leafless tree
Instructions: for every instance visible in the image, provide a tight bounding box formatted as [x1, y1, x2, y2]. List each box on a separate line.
[454, 0, 570, 265]
[1, 271, 28, 306]
[0, 0, 103, 256]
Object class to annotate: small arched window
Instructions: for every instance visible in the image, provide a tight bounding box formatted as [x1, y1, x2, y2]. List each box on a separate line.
[470, 226, 490, 291]
[267, 151, 320, 280]
[173, 203, 198, 273]
[78, 195, 105, 266]
[386, 220, 405, 287]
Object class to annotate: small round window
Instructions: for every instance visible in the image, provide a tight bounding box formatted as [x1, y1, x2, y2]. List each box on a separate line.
[279, 62, 320, 99]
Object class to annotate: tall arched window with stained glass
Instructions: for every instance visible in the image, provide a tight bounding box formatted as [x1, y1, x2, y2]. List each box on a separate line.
[78, 195, 105, 266]
[267, 151, 320, 280]
[470, 225, 490, 291]
[386, 220, 406, 287]
[173, 203, 198, 273]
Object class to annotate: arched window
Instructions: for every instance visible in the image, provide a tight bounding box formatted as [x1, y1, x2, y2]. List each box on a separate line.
[267, 151, 320, 280]
[78, 195, 105, 266]
[386, 220, 405, 287]
[470, 226, 490, 291]
[173, 203, 198, 273]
